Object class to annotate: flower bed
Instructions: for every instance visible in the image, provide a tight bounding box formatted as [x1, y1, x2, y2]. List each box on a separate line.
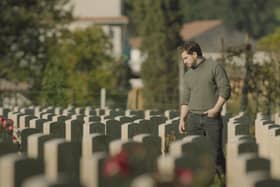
[0, 116, 19, 144]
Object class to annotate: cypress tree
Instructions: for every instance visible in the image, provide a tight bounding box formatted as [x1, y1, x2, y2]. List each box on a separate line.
[130, 0, 183, 109]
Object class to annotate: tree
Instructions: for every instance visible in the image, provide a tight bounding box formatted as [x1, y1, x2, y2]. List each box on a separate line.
[0, 0, 72, 87]
[128, 0, 183, 109]
[226, 44, 253, 112]
[39, 26, 122, 107]
[225, 28, 280, 115]
[258, 27, 280, 51]
[180, 0, 227, 22]
[225, 0, 280, 39]
[257, 28, 280, 113]
[179, 0, 280, 39]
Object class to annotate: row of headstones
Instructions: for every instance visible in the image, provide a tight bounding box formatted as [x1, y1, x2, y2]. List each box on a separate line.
[1, 105, 181, 152]
[255, 113, 280, 179]
[1, 131, 212, 187]
[2, 106, 179, 136]
[3, 106, 256, 187]
[0, 105, 224, 187]
[7, 108, 179, 129]
[226, 112, 280, 187]
[0, 107, 186, 187]
[2, 106, 182, 159]
[0, 133, 161, 187]
[4, 106, 177, 134]
[4, 108, 181, 154]
[1, 107, 179, 121]
[77, 134, 218, 187]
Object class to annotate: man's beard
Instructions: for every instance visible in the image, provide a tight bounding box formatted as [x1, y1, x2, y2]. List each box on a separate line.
[190, 63, 197, 69]
[184, 64, 196, 69]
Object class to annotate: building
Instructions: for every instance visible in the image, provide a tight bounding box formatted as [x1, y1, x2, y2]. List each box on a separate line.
[180, 20, 254, 58]
[128, 19, 253, 75]
[69, 0, 128, 58]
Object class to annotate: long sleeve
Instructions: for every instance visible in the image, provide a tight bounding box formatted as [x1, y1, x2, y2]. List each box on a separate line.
[181, 74, 191, 105]
[214, 64, 231, 101]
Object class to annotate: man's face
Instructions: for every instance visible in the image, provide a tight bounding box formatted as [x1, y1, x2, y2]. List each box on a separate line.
[181, 50, 197, 68]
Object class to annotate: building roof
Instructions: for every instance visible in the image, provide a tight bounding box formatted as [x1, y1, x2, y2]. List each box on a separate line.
[129, 20, 223, 49]
[76, 16, 129, 25]
[180, 20, 222, 40]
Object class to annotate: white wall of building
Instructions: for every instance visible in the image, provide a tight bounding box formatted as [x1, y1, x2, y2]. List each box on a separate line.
[69, 0, 125, 58]
[71, 0, 122, 17]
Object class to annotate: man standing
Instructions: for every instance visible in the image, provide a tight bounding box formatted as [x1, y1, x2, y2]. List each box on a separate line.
[178, 41, 231, 184]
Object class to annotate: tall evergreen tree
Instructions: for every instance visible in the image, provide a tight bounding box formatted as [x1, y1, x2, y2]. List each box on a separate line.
[129, 0, 183, 109]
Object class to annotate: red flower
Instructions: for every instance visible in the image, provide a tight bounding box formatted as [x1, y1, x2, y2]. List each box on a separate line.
[175, 168, 193, 186]
[116, 150, 129, 176]
[103, 159, 121, 177]
[1, 119, 7, 128]
[103, 150, 129, 177]
[0, 116, 5, 123]
[7, 125, 14, 132]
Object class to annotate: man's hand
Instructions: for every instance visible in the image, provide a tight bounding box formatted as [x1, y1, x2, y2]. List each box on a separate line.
[203, 108, 220, 118]
[179, 105, 188, 134]
[178, 120, 186, 134]
[204, 96, 226, 118]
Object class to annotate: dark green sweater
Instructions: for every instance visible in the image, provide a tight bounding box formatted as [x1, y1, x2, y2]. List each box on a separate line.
[181, 58, 231, 114]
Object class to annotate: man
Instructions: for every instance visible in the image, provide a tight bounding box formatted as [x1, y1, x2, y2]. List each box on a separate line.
[178, 41, 231, 183]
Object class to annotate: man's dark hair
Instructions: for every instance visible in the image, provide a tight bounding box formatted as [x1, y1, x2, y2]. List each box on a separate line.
[178, 41, 203, 57]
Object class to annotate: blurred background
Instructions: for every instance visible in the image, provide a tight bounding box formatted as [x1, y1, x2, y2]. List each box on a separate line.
[0, 0, 280, 117]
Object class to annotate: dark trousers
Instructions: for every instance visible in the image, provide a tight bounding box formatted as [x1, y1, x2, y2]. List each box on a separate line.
[186, 112, 226, 175]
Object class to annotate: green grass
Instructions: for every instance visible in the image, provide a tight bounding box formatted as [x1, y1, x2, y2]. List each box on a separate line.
[210, 174, 225, 187]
